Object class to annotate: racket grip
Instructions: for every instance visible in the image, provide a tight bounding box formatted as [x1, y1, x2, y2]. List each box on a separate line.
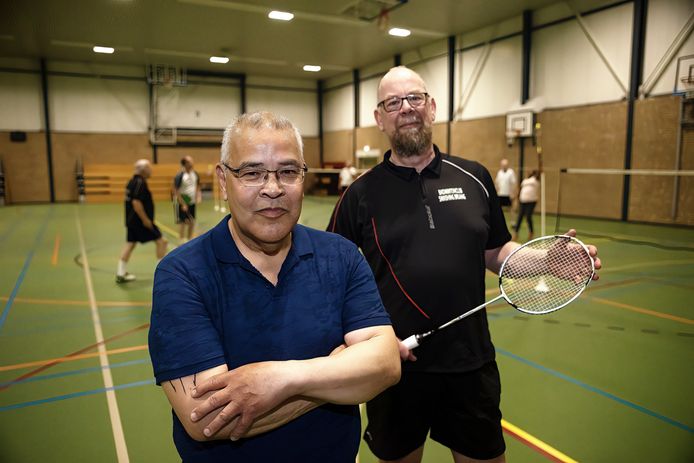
[401, 335, 420, 350]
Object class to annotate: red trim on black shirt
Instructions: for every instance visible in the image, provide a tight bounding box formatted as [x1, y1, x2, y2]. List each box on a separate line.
[371, 217, 431, 320]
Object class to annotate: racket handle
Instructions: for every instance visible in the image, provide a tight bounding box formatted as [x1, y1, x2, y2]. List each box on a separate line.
[401, 335, 420, 350]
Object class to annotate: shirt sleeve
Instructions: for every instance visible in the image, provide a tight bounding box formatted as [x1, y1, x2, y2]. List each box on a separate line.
[130, 177, 146, 202]
[340, 240, 391, 334]
[148, 264, 226, 384]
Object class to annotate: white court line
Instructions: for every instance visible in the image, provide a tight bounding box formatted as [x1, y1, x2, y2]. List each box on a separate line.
[75, 208, 130, 463]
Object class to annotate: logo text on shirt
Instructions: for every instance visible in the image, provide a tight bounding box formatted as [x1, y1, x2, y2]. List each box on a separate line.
[438, 187, 466, 202]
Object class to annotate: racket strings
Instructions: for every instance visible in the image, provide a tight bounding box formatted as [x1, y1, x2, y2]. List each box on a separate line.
[500, 236, 593, 314]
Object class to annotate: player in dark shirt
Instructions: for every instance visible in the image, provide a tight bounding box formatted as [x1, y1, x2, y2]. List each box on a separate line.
[116, 159, 168, 283]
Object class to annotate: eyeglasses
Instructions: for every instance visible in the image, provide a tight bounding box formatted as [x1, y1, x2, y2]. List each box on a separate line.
[222, 162, 308, 187]
[377, 92, 428, 113]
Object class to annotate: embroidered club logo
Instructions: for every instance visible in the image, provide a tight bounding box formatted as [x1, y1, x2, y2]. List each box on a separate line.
[438, 187, 466, 202]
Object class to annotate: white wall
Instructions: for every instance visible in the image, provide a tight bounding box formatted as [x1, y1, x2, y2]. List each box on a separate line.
[643, 0, 694, 96]
[323, 84, 354, 131]
[0, 72, 43, 130]
[359, 76, 380, 127]
[247, 87, 318, 136]
[49, 75, 149, 132]
[156, 83, 240, 129]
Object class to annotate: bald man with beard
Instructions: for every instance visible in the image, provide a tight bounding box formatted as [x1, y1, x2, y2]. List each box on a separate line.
[329, 66, 602, 463]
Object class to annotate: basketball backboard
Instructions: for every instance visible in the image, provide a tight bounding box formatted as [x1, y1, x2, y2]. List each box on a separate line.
[506, 110, 534, 138]
[675, 54, 694, 95]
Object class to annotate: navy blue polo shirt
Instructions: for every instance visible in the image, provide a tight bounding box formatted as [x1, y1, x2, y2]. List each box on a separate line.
[149, 216, 391, 463]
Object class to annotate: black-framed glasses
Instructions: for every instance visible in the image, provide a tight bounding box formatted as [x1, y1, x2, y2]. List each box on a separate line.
[222, 162, 308, 187]
[378, 92, 429, 113]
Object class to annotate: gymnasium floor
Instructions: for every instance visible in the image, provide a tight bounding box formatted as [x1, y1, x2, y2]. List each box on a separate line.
[0, 196, 692, 462]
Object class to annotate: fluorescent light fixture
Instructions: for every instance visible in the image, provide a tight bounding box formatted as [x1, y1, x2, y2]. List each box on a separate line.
[93, 46, 115, 54]
[268, 10, 294, 21]
[210, 56, 229, 64]
[388, 28, 411, 37]
[303, 65, 321, 72]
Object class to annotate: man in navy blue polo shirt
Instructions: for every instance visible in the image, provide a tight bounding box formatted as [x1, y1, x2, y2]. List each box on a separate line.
[149, 111, 401, 463]
[328, 66, 601, 463]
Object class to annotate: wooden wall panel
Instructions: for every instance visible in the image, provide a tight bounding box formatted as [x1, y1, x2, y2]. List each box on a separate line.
[52, 132, 151, 201]
[538, 102, 627, 220]
[449, 116, 516, 175]
[323, 130, 353, 165]
[303, 137, 320, 168]
[630, 95, 693, 225]
[0, 131, 50, 203]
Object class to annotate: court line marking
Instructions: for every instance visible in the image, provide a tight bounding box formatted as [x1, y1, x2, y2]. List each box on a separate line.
[497, 348, 694, 434]
[0, 344, 149, 372]
[51, 233, 61, 266]
[0, 322, 149, 383]
[587, 296, 694, 325]
[0, 358, 150, 388]
[0, 379, 155, 413]
[0, 211, 51, 333]
[0, 295, 150, 307]
[502, 419, 576, 463]
[75, 209, 130, 463]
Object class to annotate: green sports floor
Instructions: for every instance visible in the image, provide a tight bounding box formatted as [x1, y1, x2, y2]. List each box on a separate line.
[0, 196, 692, 462]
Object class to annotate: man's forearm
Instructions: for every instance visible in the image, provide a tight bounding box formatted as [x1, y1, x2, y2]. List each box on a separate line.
[284, 326, 400, 404]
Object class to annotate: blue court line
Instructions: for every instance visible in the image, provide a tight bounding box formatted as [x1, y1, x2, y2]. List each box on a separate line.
[0, 379, 156, 412]
[0, 210, 52, 333]
[497, 348, 694, 434]
[0, 358, 150, 388]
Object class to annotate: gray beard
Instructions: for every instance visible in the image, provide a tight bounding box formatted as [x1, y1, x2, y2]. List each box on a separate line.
[391, 125, 433, 158]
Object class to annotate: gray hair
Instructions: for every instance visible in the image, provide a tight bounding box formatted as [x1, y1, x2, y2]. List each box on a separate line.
[221, 111, 304, 163]
[134, 159, 150, 174]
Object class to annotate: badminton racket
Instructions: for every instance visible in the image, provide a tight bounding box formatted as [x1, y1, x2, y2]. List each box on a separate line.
[402, 235, 595, 350]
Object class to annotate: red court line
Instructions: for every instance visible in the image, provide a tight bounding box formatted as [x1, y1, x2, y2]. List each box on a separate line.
[0, 322, 150, 391]
[502, 419, 576, 462]
[51, 233, 61, 266]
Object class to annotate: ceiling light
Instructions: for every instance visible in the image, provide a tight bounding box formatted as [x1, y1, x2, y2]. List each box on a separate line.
[210, 56, 230, 64]
[268, 10, 294, 21]
[388, 28, 411, 37]
[303, 65, 321, 72]
[93, 46, 115, 54]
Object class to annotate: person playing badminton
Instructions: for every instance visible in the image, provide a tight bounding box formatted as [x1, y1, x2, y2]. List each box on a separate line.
[149, 111, 401, 463]
[328, 66, 601, 463]
[173, 155, 202, 243]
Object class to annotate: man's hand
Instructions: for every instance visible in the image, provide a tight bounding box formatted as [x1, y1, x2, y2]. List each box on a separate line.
[189, 361, 295, 441]
[561, 229, 601, 281]
[397, 339, 417, 362]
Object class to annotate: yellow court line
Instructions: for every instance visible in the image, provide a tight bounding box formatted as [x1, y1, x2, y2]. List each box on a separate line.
[0, 344, 149, 372]
[51, 233, 61, 266]
[502, 419, 578, 463]
[0, 296, 150, 308]
[154, 220, 179, 238]
[587, 296, 694, 325]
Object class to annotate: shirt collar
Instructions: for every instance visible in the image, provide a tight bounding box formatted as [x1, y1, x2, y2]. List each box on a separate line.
[211, 215, 313, 264]
[383, 144, 442, 180]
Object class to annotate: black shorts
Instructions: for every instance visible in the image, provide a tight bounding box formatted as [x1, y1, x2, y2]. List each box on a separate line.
[364, 361, 505, 460]
[127, 223, 162, 243]
[177, 204, 196, 223]
[499, 196, 512, 207]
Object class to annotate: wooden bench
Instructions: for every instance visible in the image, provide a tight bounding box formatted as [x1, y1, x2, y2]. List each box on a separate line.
[82, 164, 212, 203]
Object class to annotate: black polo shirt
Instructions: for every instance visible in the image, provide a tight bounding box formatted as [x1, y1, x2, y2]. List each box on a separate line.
[125, 174, 154, 226]
[328, 146, 511, 373]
